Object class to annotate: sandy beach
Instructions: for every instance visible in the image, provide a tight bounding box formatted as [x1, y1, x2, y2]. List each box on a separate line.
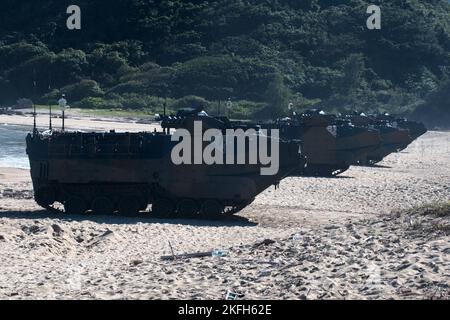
[0, 114, 449, 300]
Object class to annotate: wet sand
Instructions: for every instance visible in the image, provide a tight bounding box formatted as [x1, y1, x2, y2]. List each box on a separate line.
[0, 115, 449, 299]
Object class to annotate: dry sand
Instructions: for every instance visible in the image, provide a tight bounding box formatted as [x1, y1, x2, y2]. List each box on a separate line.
[0, 114, 449, 300]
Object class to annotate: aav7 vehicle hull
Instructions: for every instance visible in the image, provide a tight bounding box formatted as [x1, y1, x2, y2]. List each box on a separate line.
[345, 114, 414, 165]
[267, 111, 381, 177]
[26, 128, 304, 218]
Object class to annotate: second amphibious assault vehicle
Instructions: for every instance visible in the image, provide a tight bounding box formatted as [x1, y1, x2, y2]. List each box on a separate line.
[278, 110, 427, 168]
[344, 112, 427, 165]
[375, 113, 428, 141]
[164, 109, 383, 177]
[263, 110, 382, 177]
[230, 109, 426, 176]
[26, 110, 305, 218]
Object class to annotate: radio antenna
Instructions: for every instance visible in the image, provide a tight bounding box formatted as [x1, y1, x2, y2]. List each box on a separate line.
[49, 102, 52, 130]
[48, 75, 52, 130]
[33, 102, 37, 133]
[32, 68, 37, 133]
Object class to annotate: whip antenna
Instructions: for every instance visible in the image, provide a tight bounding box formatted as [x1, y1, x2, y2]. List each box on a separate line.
[33, 102, 37, 133]
[48, 75, 52, 130]
[32, 68, 37, 133]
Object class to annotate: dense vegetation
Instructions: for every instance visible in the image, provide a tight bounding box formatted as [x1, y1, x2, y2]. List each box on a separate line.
[0, 0, 449, 125]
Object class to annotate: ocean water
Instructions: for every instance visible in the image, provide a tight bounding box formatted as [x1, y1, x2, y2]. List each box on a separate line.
[0, 124, 32, 169]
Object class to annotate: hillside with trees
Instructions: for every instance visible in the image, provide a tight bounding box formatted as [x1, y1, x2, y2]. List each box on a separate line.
[0, 0, 449, 125]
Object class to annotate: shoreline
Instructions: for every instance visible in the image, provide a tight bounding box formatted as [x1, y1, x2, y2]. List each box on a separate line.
[0, 113, 163, 170]
[0, 113, 161, 132]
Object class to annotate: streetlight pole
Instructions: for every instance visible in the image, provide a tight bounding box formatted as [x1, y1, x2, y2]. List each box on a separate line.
[226, 98, 232, 118]
[58, 95, 68, 132]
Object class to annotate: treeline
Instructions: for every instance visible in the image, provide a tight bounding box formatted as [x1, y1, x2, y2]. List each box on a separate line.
[0, 0, 449, 124]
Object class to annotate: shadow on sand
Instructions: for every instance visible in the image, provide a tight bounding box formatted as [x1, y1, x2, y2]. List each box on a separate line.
[0, 208, 257, 227]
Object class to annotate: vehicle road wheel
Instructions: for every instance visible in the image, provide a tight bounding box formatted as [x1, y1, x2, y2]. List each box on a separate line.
[152, 198, 174, 217]
[118, 196, 141, 217]
[357, 158, 369, 166]
[178, 199, 199, 217]
[35, 187, 56, 207]
[91, 196, 115, 215]
[226, 199, 254, 215]
[64, 196, 88, 215]
[200, 200, 223, 218]
[139, 200, 148, 211]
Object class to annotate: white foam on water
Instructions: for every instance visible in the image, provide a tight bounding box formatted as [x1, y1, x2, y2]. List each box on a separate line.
[0, 156, 30, 169]
[0, 124, 30, 169]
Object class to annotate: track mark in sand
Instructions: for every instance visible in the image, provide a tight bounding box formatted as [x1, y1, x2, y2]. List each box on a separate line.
[249, 204, 370, 215]
[284, 205, 371, 216]
[241, 203, 379, 229]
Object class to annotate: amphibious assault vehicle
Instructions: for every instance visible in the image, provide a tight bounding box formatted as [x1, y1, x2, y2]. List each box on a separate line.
[166, 109, 382, 177]
[262, 110, 382, 177]
[375, 113, 428, 141]
[343, 113, 416, 164]
[26, 112, 305, 218]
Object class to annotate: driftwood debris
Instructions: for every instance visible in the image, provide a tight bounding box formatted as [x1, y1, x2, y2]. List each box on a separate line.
[85, 230, 114, 248]
[253, 239, 276, 248]
[161, 251, 213, 261]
